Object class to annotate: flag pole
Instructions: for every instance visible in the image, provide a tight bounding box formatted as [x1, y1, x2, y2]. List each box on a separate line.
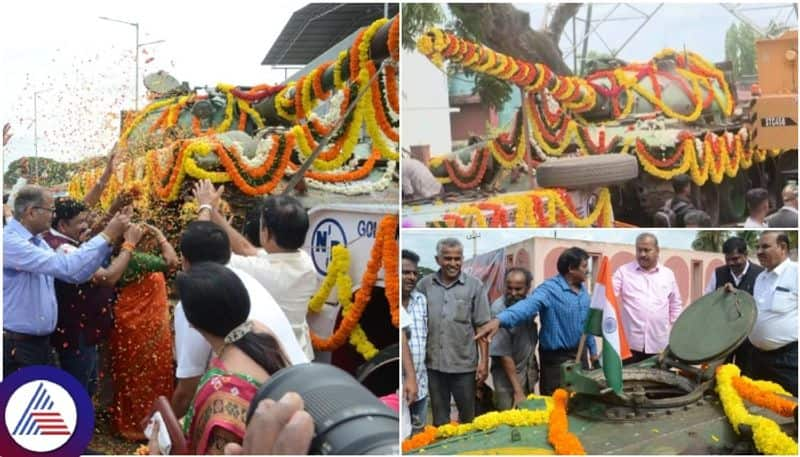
[575, 334, 587, 363]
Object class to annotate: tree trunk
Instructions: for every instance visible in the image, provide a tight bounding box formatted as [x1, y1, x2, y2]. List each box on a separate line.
[449, 3, 580, 76]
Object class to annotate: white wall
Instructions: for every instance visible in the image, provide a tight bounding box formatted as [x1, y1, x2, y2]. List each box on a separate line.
[400, 48, 452, 157]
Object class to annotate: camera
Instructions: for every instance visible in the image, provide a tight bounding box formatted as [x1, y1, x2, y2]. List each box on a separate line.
[247, 363, 399, 455]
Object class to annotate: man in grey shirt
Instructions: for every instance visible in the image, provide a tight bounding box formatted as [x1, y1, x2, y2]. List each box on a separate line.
[490, 267, 539, 410]
[416, 238, 490, 426]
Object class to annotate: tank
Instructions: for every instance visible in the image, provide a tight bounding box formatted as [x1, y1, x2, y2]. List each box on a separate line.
[65, 15, 400, 380]
[404, 289, 798, 454]
[408, 27, 797, 227]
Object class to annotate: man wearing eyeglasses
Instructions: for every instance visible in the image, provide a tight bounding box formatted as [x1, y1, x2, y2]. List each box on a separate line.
[3, 185, 130, 377]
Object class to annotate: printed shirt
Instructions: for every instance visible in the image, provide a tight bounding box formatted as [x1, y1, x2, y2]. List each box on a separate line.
[612, 262, 683, 354]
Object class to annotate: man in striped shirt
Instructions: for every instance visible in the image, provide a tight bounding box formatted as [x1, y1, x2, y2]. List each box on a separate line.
[476, 247, 597, 395]
[401, 249, 428, 433]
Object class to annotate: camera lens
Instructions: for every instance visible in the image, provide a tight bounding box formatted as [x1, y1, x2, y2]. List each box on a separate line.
[247, 363, 399, 455]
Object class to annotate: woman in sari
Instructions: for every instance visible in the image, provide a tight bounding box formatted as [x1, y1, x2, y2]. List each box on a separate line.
[110, 223, 180, 440]
[167, 262, 289, 454]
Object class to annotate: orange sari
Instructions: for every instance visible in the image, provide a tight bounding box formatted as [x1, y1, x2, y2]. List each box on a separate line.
[109, 271, 175, 441]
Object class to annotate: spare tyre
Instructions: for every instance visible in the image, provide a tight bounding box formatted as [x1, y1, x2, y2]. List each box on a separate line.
[536, 154, 639, 189]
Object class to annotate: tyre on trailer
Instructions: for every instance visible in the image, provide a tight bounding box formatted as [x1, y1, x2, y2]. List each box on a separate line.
[535, 154, 639, 189]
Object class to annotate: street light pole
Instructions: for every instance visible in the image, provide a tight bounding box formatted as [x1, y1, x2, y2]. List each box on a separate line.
[99, 17, 164, 111]
[33, 89, 51, 183]
[466, 230, 481, 260]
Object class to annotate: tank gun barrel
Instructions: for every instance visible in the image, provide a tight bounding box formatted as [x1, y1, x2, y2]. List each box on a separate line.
[416, 27, 734, 124]
[416, 28, 600, 114]
[254, 16, 397, 125]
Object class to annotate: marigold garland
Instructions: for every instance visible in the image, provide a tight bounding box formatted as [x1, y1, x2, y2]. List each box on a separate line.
[438, 188, 613, 228]
[415, 26, 776, 190]
[716, 364, 798, 455]
[548, 389, 586, 455]
[402, 394, 555, 453]
[731, 375, 797, 418]
[70, 16, 400, 202]
[309, 215, 398, 355]
[381, 217, 400, 328]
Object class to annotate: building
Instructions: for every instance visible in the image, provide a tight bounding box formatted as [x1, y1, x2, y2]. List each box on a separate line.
[466, 236, 737, 307]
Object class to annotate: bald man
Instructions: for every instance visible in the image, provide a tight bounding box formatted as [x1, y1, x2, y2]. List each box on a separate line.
[766, 184, 798, 228]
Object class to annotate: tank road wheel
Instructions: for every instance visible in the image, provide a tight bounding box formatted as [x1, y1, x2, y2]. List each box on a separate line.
[535, 154, 639, 189]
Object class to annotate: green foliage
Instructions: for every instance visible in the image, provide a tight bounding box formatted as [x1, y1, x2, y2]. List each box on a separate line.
[724, 23, 757, 79]
[692, 230, 730, 252]
[418, 265, 436, 278]
[472, 73, 513, 111]
[691, 230, 798, 255]
[447, 4, 512, 111]
[401, 3, 445, 50]
[3, 156, 104, 189]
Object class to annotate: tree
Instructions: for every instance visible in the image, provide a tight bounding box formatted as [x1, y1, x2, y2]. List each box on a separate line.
[404, 4, 583, 112]
[692, 230, 731, 252]
[401, 3, 445, 51]
[724, 23, 757, 79]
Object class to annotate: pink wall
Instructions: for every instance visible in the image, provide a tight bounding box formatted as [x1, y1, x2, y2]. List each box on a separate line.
[505, 237, 731, 308]
[450, 104, 498, 142]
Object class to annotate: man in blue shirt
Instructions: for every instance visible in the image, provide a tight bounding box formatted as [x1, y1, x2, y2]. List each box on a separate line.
[3, 186, 129, 377]
[476, 247, 597, 395]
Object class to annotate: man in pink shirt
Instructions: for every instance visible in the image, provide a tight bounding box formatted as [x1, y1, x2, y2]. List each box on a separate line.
[612, 233, 683, 364]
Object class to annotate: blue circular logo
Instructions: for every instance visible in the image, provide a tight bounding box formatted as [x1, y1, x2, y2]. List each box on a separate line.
[0, 366, 94, 457]
[310, 218, 348, 275]
[603, 316, 618, 334]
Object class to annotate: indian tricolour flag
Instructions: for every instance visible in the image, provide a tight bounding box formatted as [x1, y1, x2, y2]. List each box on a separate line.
[584, 256, 631, 395]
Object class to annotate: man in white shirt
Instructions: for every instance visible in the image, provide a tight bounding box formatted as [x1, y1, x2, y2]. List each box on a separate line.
[743, 188, 769, 228]
[750, 231, 797, 396]
[171, 221, 307, 417]
[193, 180, 318, 360]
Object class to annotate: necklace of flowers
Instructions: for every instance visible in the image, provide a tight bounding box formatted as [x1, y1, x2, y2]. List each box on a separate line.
[307, 244, 376, 359]
[548, 389, 586, 454]
[629, 130, 764, 186]
[455, 205, 488, 228]
[417, 28, 596, 113]
[301, 160, 396, 196]
[381, 217, 400, 328]
[309, 215, 397, 355]
[289, 146, 379, 183]
[716, 364, 797, 455]
[484, 188, 613, 227]
[305, 244, 378, 360]
[477, 202, 510, 227]
[403, 393, 562, 453]
[443, 147, 491, 189]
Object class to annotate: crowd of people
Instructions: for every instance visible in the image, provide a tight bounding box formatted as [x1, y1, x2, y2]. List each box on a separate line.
[1, 145, 338, 454]
[659, 173, 798, 228]
[401, 232, 797, 438]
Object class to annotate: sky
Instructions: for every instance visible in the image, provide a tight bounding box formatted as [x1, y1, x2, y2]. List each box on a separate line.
[402, 228, 703, 268]
[1, 0, 304, 173]
[520, 2, 797, 68]
[2, 2, 796, 174]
